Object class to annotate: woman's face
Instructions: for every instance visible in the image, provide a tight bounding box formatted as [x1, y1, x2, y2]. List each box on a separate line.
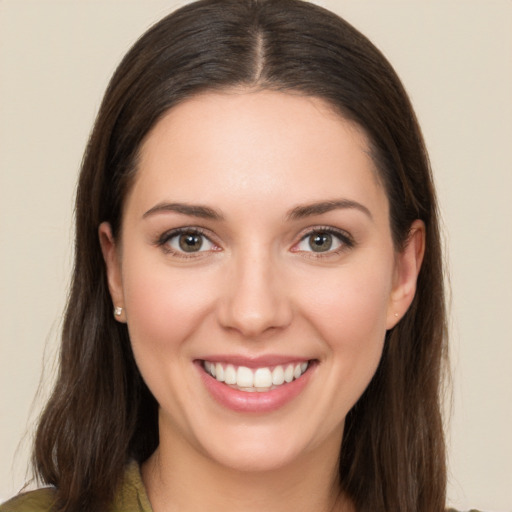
[101, 91, 422, 473]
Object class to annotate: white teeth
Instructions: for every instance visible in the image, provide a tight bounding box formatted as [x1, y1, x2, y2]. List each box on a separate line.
[254, 368, 272, 388]
[215, 363, 225, 382]
[203, 360, 310, 391]
[272, 366, 285, 385]
[224, 364, 237, 385]
[284, 364, 294, 383]
[237, 366, 254, 388]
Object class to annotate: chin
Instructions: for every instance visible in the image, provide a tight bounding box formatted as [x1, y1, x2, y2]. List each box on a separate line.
[190, 416, 338, 475]
[204, 437, 303, 473]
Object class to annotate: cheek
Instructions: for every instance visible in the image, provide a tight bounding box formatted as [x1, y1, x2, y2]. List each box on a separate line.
[301, 263, 392, 339]
[295, 259, 393, 387]
[284, 259, 394, 434]
[120, 261, 219, 421]
[121, 260, 216, 356]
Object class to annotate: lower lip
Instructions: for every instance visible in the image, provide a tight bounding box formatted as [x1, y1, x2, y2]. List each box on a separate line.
[197, 362, 315, 413]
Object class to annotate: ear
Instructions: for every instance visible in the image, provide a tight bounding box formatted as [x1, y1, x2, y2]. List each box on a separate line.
[99, 222, 126, 323]
[386, 220, 425, 329]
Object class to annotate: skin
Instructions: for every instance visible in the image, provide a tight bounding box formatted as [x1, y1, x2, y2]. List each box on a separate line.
[100, 90, 424, 512]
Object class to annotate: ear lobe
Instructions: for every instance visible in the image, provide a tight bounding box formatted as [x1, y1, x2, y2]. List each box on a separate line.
[98, 222, 126, 322]
[386, 220, 425, 329]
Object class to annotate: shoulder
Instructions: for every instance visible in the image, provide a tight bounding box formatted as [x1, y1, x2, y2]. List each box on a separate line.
[447, 509, 484, 512]
[111, 460, 153, 512]
[0, 487, 56, 512]
[0, 461, 150, 512]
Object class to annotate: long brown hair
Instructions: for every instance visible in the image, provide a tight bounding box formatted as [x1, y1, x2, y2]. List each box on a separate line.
[33, 1, 448, 511]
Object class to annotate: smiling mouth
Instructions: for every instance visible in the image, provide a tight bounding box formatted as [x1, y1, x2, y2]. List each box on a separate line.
[202, 360, 311, 392]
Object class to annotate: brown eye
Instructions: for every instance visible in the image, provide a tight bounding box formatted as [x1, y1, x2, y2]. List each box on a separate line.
[179, 233, 204, 252]
[308, 232, 333, 252]
[162, 229, 216, 255]
[294, 228, 351, 256]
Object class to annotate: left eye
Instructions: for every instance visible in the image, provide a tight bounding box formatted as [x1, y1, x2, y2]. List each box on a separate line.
[166, 231, 215, 253]
[295, 231, 344, 253]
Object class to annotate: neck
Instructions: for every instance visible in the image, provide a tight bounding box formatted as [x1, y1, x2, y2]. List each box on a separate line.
[142, 428, 353, 512]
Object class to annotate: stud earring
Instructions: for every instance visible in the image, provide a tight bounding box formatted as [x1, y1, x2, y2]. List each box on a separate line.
[394, 313, 399, 318]
[114, 306, 123, 317]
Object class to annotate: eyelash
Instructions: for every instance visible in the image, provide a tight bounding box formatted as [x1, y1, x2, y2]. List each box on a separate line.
[155, 226, 355, 259]
[293, 226, 355, 259]
[156, 227, 219, 258]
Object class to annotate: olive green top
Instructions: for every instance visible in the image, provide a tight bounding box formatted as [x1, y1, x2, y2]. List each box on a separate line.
[0, 461, 152, 512]
[1, 463, 481, 512]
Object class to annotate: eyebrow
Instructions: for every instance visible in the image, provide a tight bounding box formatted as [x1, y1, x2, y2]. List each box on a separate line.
[286, 199, 372, 221]
[142, 199, 372, 222]
[142, 202, 224, 221]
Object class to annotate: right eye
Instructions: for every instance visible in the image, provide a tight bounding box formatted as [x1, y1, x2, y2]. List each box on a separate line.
[158, 228, 218, 256]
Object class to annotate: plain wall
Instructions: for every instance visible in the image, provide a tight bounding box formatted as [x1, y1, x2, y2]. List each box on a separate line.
[1, 1, 511, 510]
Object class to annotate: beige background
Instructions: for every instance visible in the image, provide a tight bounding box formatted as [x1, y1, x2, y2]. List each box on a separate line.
[1, 1, 511, 510]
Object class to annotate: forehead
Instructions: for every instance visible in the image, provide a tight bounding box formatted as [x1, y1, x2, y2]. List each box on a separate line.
[128, 90, 387, 220]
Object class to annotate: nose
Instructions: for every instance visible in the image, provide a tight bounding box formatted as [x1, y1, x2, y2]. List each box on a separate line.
[216, 247, 293, 338]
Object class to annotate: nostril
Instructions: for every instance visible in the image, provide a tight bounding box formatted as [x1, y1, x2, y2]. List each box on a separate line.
[215, 258, 294, 336]
[217, 293, 293, 337]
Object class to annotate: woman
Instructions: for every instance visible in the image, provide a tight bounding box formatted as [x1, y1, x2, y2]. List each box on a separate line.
[1, 0, 454, 511]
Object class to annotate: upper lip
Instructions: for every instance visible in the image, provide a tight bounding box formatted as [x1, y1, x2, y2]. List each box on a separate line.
[196, 354, 313, 368]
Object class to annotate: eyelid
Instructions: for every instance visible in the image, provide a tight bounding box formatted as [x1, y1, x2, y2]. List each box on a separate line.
[291, 225, 355, 256]
[156, 226, 221, 257]
[154, 224, 354, 259]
